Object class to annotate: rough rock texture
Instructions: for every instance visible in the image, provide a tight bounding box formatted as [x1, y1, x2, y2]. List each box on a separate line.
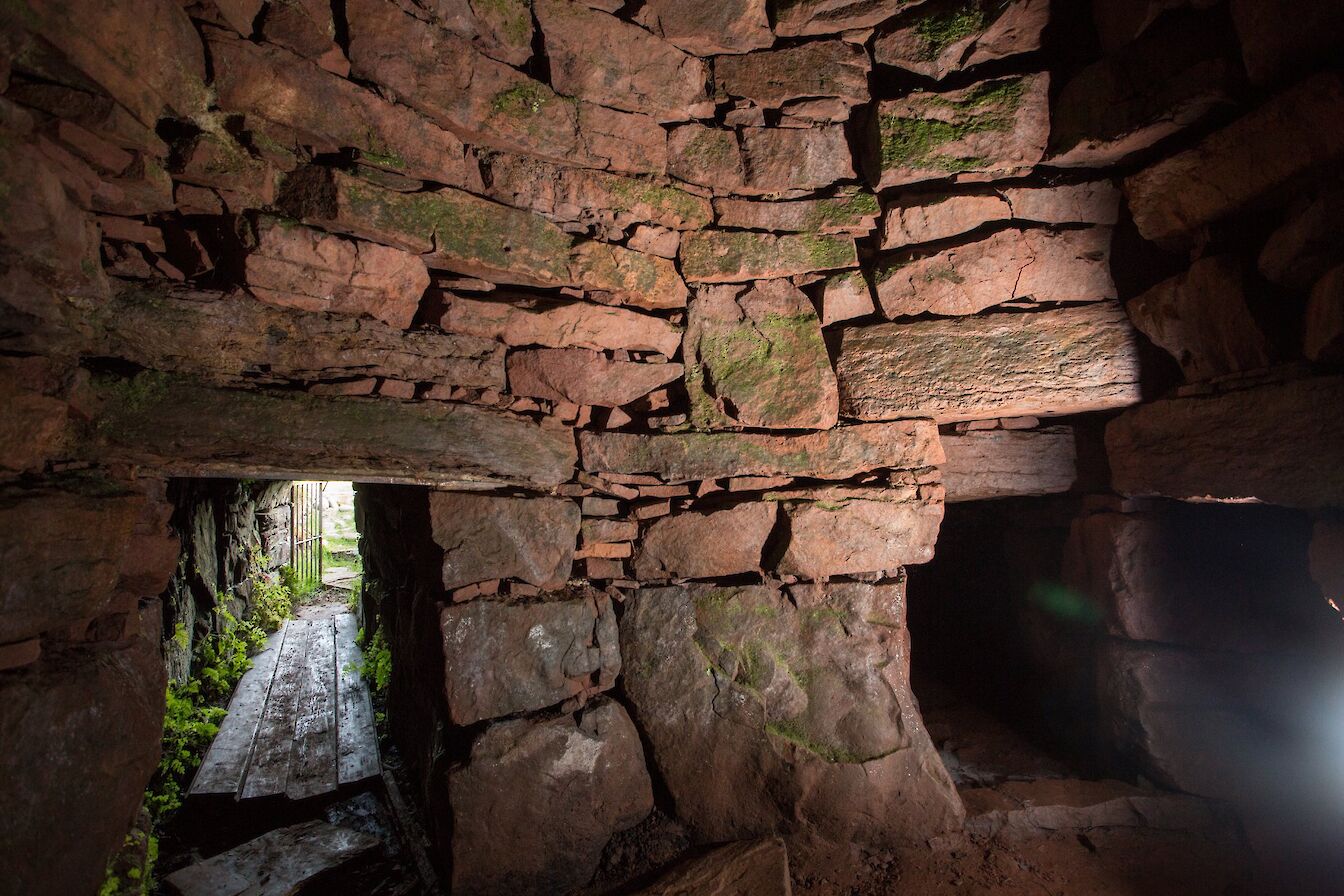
[1125, 72, 1344, 247]
[714, 191, 879, 235]
[631, 838, 791, 896]
[442, 295, 683, 358]
[875, 74, 1050, 188]
[439, 592, 619, 724]
[881, 182, 1121, 250]
[507, 349, 682, 407]
[0, 479, 142, 643]
[580, 421, 944, 483]
[1258, 186, 1344, 290]
[633, 502, 775, 580]
[620, 581, 963, 844]
[667, 124, 855, 196]
[680, 230, 857, 283]
[637, 0, 773, 55]
[1125, 256, 1268, 382]
[942, 427, 1078, 502]
[685, 281, 839, 430]
[874, 0, 1050, 80]
[66, 283, 504, 391]
[84, 374, 577, 486]
[1047, 18, 1239, 168]
[714, 41, 870, 113]
[534, 0, 710, 122]
[836, 303, 1143, 422]
[245, 219, 428, 328]
[1106, 376, 1344, 509]
[1305, 265, 1344, 362]
[774, 0, 923, 37]
[0, 604, 165, 896]
[775, 482, 945, 579]
[448, 700, 653, 896]
[818, 271, 878, 325]
[430, 492, 580, 590]
[873, 227, 1116, 317]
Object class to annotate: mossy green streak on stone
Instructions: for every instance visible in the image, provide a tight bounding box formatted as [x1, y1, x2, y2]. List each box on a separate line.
[915, 2, 987, 60]
[679, 128, 737, 170]
[693, 312, 829, 428]
[608, 177, 712, 228]
[879, 77, 1026, 173]
[343, 180, 572, 281]
[682, 231, 855, 281]
[805, 190, 879, 231]
[474, 0, 531, 46]
[490, 82, 553, 118]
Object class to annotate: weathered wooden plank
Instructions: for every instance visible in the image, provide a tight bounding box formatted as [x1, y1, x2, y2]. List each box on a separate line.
[163, 820, 381, 896]
[241, 619, 315, 799]
[190, 626, 287, 796]
[335, 614, 380, 785]
[285, 618, 339, 800]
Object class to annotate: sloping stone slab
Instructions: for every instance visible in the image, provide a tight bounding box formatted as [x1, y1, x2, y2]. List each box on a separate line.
[430, 492, 580, 590]
[449, 701, 653, 896]
[714, 40, 870, 112]
[439, 592, 618, 724]
[507, 349, 683, 407]
[835, 303, 1143, 423]
[942, 427, 1077, 502]
[580, 421, 943, 483]
[83, 374, 577, 487]
[680, 231, 857, 283]
[874, 74, 1049, 188]
[873, 227, 1115, 317]
[1124, 72, 1344, 248]
[631, 838, 791, 896]
[619, 581, 963, 844]
[1105, 375, 1344, 510]
[441, 295, 682, 358]
[874, 0, 1049, 80]
[165, 821, 382, 896]
[880, 182, 1120, 250]
[774, 0, 927, 37]
[1125, 256, 1268, 382]
[637, 0, 773, 55]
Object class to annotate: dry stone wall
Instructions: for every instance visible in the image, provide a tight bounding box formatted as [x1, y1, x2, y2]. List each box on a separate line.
[0, 0, 1342, 892]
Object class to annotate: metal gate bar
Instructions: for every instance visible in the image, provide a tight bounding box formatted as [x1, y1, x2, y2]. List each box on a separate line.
[290, 481, 324, 588]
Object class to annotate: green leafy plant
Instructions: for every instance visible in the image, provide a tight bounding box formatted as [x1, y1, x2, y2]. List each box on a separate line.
[357, 625, 392, 696]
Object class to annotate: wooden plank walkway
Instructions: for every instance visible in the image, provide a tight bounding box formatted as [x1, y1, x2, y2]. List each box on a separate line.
[191, 613, 380, 800]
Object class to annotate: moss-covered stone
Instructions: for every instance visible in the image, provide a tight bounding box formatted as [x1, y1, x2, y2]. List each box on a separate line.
[680, 230, 857, 282]
[915, 3, 987, 59]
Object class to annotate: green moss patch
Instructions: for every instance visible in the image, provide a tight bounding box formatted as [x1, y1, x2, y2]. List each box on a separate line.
[915, 2, 987, 60]
[879, 76, 1026, 174]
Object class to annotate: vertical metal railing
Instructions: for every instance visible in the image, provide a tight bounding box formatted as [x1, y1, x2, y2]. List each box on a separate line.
[290, 481, 325, 589]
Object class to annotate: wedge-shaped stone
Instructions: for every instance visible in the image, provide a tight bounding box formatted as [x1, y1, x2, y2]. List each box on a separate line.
[69, 283, 504, 391]
[714, 41, 870, 113]
[1125, 72, 1344, 247]
[280, 168, 574, 288]
[430, 492, 579, 590]
[479, 152, 713, 232]
[246, 219, 428, 329]
[875, 74, 1049, 188]
[774, 0, 926, 37]
[819, 270, 878, 326]
[638, 0, 773, 55]
[1258, 186, 1344, 290]
[3, 0, 207, 127]
[581, 421, 943, 482]
[1126, 256, 1268, 382]
[873, 227, 1115, 317]
[1106, 375, 1344, 510]
[568, 241, 690, 310]
[874, 0, 1049, 80]
[686, 281, 838, 430]
[439, 591, 618, 724]
[836, 303, 1143, 422]
[942, 427, 1077, 502]
[258, 0, 344, 73]
[714, 190, 879, 235]
[632, 839, 790, 896]
[620, 581, 963, 844]
[633, 502, 776, 580]
[881, 182, 1121, 249]
[1047, 17, 1239, 168]
[442, 296, 683, 357]
[208, 31, 468, 186]
[507, 349, 683, 407]
[449, 701, 652, 896]
[775, 481, 944, 578]
[681, 231, 857, 283]
[84, 374, 576, 487]
[534, 0, 710, 122]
